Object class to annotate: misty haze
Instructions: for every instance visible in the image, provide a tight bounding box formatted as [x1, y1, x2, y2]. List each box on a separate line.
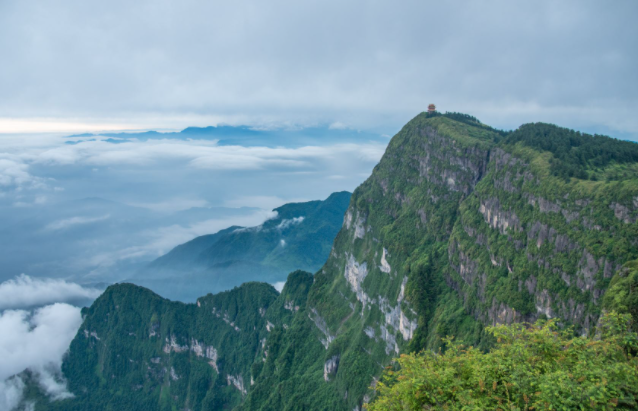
[1, 1, 637, 410]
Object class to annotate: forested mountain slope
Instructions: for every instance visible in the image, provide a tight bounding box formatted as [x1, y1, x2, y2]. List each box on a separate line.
[133, 191, 351, 301]
[29, 112, 638, 411]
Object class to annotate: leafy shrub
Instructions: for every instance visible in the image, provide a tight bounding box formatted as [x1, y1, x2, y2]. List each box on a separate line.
[367, 312, 638, 410]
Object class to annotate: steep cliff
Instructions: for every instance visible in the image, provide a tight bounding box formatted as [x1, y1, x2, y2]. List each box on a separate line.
[241, 114, 503, 410]
[447, 124, 638, 333]
[32, 112, 638, 411]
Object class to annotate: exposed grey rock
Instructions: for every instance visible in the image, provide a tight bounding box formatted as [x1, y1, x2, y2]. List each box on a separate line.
[379, 324, 399, 355]
[415, 126, 490, 196]
[490, 254, 501, 267]
[554, 233, 577, 253]
[479, 197, 521, 234]
[344, 209, 353, 229]
[363, 326, 376, 339]
[463, 224, 475, 237]
[456, 249, 479, 285]
[323, 355, 340, 381]
[603, 259, 619, 279]
[227, 374, 247, 395]
[577, 249, 599, 291]
[561, 209, 580, 223]
[163, 335, 189, 354]
[491, 148, 522, 170]
[284, 300, 300, 312]
[524, 275, 537, 294]
[527, 221, 555, 248]
[379, 248, 391, 274]
[308, 307, 335, 349]
[487, 298, 526, 325]
[375, 277, 417, 341]
[556, 298, 586, 326]
[353, 212, 367, 240]
[170, 367, 180, 381]
[190, 339, 219, 372]
[84, 329, 102, 341]
[379, 178, 389, 195]
[610, 202, 635, 223]
[535, 289, 554, 318]
[528, 195, 562, 214]
[344, 253, 370, 307]
[266, 321, 274, 332]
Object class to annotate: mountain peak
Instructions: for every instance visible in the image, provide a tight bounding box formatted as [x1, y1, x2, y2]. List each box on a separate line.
[47, 113, 638, 411]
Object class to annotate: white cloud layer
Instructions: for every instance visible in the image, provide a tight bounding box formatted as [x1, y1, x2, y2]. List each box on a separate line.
[31, 139, 386, 170]
[0, 275, 103, 310]
[0, 376, 25, 411]
[276, 216, 304, 230]
[0, 130, 384, 217]
[0, 156, 45, 192]
[83, 209, 279, 271]
[0, 0, 636, 136]
[0, 303, 83, 410]
[45, 214, 111, 231]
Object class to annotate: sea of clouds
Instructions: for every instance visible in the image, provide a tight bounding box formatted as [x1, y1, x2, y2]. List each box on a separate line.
[0, 276, 103, 410]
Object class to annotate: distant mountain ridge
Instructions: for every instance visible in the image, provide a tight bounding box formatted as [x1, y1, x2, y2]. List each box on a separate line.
[66, 124, 385, 147]
[132, 191, 351, 301]
[29, 112, 638, 411]
[0, 196, 262, 283]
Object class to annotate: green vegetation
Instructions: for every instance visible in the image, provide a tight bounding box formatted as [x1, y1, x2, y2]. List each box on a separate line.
[368, 312, 638, 411]
[503, 123, 638, 181]
[604, 260, 638, 330]
[36, 281, 282, 411]
[28, 112, 638, 411]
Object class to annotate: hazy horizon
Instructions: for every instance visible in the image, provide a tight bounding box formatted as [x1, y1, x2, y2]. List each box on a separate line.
[1, 0, 637, 409]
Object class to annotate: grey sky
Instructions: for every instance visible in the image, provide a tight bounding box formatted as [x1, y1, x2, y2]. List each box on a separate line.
[1, 3, 637, 403]
[1, 0, 637, 136]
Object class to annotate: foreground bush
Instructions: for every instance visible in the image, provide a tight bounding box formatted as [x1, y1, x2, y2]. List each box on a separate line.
[367, 312, 638, 410]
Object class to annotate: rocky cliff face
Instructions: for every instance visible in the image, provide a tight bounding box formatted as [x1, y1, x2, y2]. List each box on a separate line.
[240, 114, 504, 410]
[37, 112, 638, 411]
[246, 114, 638, 410]
[447, 135, 638, 333]
[45, 282, 283, 411]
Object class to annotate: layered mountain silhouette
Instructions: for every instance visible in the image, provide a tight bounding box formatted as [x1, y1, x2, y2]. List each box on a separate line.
[131, 191, 351, 301]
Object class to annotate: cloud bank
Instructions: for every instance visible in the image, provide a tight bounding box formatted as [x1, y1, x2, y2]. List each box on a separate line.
[1, 0, 636, 136]
[82, 209, 279, 271]
[0, 134, 385, 208]
[33, 139, 386, 170]
[0, 275, 103, 310]
[0, 303, 83, 410]
[45, 214, 111, 231]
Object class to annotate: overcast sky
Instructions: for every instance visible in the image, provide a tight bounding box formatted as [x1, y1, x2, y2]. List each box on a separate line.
[1, 3, 637, 406]
[1, 0, 637, 137]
